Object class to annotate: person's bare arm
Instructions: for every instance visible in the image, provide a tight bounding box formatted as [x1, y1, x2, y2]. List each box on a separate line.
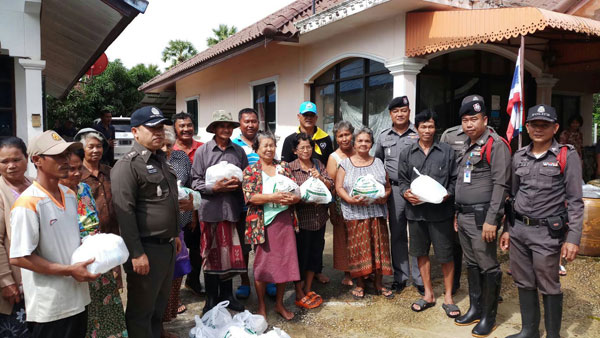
[326, 154, 338, 184]
[248, 192, 287, 205]
[10, 254, 99, 282]
[335, 167, 365, 205]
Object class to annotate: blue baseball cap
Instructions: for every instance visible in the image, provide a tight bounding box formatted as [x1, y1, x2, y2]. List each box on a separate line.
[130, 106, 170, 127]
[299, 101, 317, 115]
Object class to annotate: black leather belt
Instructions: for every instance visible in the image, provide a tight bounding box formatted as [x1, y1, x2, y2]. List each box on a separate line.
[515, 213, 547, 226]
[140, 237, 174, 244]
[390, 180, 399, 186]
[455, 203, 489, 213]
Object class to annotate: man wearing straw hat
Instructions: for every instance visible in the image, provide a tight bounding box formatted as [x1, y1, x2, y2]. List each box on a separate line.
[191, 110, 248, 314]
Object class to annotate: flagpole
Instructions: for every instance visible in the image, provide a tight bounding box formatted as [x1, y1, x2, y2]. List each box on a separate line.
[518, 35, 525, 149]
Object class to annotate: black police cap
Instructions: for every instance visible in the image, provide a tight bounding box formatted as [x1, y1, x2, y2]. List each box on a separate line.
[388, 96, 409, 111]
[130, 106, 170, 127]
[459, 100, 486, 117]
[526, 104, 557, 123]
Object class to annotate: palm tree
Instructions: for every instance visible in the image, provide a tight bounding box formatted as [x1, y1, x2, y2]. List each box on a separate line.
[161, 40, 198, 69]
[206, 24, 238, 47]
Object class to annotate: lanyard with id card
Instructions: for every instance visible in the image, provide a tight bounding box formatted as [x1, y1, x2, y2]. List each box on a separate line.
[464, 153, 473, 183]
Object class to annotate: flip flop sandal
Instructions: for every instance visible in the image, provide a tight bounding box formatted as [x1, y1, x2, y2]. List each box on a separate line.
[177, 303, 187, 315]
[266, 283, 277, 297]
[411, 299, 436, 312]
[351, 287, 365, 299]
[376, 287, 395, 299]
[235, 285, 251, 299]
[295, 295, 319, 309]
[306, 291, 323, 306]
[442, 303, 461, 318]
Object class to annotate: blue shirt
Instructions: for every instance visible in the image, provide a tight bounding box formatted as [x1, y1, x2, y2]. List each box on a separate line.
[232, 136, 259, 167]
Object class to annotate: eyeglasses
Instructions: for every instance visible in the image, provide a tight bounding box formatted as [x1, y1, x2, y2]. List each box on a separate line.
[296, 146, 312, 152]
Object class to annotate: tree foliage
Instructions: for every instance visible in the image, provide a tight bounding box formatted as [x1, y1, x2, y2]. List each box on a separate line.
[206, 24, 237, 47]
[46, 60, 160, 129]
[161, 39, 198, 69]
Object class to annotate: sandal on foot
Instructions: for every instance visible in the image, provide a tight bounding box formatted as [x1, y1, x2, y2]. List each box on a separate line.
[306, 291, 323, 306]
[295, 295, 319, 309]
[351, 287, 365, 299]
[442, 303, 461, 318]
[411, 299, 436, 312]
[177, 303, 187, 315]
[266, 283, 277, 297]
[376, 287, 394, 299]
[235, 285, 251, 299]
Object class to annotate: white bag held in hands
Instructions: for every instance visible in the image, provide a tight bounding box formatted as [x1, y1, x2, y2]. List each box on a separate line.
[232, 310, 268, 335]
[300, 177, 332, 204]
[350, 174, 385, 204]
[71, 233, 129, 274]
[178, 180, 202, 210]
[410, 168, 448, 204]
[205, 161, 243, 190]
[272, 175, 300, 196]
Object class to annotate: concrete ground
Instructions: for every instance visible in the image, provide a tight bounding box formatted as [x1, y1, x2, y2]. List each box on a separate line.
[154, 226, 600, 338]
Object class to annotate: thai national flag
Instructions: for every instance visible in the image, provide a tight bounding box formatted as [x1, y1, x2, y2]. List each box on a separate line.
[506, 47, 523, 142]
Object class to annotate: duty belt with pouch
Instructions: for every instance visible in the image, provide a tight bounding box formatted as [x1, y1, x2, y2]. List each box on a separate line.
[456, 203, 490, 229]
[515, 212, 569, 239]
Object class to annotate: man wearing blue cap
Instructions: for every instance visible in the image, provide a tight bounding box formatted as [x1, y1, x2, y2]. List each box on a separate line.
[111, 106, 182, 338]
[281, 101, 333, 284]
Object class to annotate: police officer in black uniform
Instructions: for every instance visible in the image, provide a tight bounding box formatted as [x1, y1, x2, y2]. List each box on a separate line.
[500, 104, 583, 338]
[453, 99, 511, 337]
[111, 106, 181, 338]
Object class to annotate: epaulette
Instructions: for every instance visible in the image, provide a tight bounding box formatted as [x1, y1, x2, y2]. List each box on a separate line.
[124, 150, 139, 160]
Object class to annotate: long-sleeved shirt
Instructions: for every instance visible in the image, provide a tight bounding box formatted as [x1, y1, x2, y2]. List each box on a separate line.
[455, 129, 511, 226]
[511, 140, 584, 244]
[81, 164, 119, 235]
[374, 124, 418, 182]
[398, 140, 457, 221]
[111, 142, 180, 258]
[191, 138, 248, 223]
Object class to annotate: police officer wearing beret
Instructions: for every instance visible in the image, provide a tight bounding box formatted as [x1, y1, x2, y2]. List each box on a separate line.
[111, 106, 182, 338]
[374, 96, 424, 294]
[500, 105, 583, 338]
[453, 99, 511, 337]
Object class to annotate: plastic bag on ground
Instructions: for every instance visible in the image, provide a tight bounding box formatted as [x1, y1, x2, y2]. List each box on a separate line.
[259, 327, 291, 338]
[199, 301, 233, 337]
[350, 174, 385, 204]
[205, 161, 244, 190]
[223, 325, 257, 338]
[232, 310, 268, 335]
[178, 180, 202, 210]
[300, 177, 332, 204]
[71, 233, 129, 274]
[410, 168, 448, 204]
[189, 315, 206, 338]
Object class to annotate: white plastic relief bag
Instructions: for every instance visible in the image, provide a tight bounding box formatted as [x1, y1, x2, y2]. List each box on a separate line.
[178, 180, 202, 210]
[71, 233, 129, 274]
[200, 301, 233, 337]
[205, 161, 243, 190]
[232, 310, 268, 335]
[300, 177, 332, 204]
[350, 174, 385, 204]
[271, 175, 300, 195]
[410, 167, 448, 204]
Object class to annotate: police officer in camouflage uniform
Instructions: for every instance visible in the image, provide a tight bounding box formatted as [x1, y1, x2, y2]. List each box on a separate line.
[441, 94, 487, 294]
[500, 104, 583, 338]
[453, 98, 511, 337]
[374, 96, 423, 294]
[111, 106, 181, 338]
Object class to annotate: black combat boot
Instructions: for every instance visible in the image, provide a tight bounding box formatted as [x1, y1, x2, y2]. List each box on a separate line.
[202, 273, 219, 315]
[543, 293, 563, 338]
[472, 270, 502, 337]
[506, 288, 540, 338]
[455, 267, 482, 326]
[219, 279, 245, 312]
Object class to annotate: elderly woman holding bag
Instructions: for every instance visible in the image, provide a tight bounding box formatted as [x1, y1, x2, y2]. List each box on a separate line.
[289, 133, 333, 310]
[335, 127, 393, 299]
[242, 131, 301, 320]
[0, 137, 31, 337]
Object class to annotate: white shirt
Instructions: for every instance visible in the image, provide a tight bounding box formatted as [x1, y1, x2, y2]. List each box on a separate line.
[10, 182, 90, 323]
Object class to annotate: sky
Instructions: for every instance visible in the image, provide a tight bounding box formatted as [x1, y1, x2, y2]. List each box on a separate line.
[105, 0, 296, 71]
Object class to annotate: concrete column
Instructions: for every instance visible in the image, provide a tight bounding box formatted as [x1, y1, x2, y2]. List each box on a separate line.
[14, 58, 45, 175]
[384, 57, 428, 121]
[535, 74, 559, 105]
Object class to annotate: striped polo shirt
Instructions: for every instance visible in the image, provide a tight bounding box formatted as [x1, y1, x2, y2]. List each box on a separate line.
[10, 182, 90, 323]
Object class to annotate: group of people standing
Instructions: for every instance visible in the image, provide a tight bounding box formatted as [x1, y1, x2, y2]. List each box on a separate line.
[0, 91, 583, 338]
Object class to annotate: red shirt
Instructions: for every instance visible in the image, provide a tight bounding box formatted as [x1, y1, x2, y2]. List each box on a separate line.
[174, 140, 203, 163]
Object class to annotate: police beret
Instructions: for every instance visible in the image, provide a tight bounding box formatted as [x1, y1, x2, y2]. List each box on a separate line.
[388, 96, 409, 111]
[459, 100, 486, 117]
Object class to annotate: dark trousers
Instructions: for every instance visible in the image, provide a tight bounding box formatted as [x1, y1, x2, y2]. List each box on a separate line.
[296, 226, 327, 277]
[184, 225, 202, 288]
[509, 219, 562, 295]
[28, 309, 87, 338]
[124, 242, 175, 338]
[453, 231, 463, 286]
[388, 185, 422, 286]
[457, 212, 500, 274]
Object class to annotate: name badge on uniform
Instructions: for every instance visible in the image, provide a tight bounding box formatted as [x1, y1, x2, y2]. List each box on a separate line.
[543, 161, 559, 167]
[156, 185, 162, 197]
[146, 165, 158, 174]
[464, 159, 473, 184]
